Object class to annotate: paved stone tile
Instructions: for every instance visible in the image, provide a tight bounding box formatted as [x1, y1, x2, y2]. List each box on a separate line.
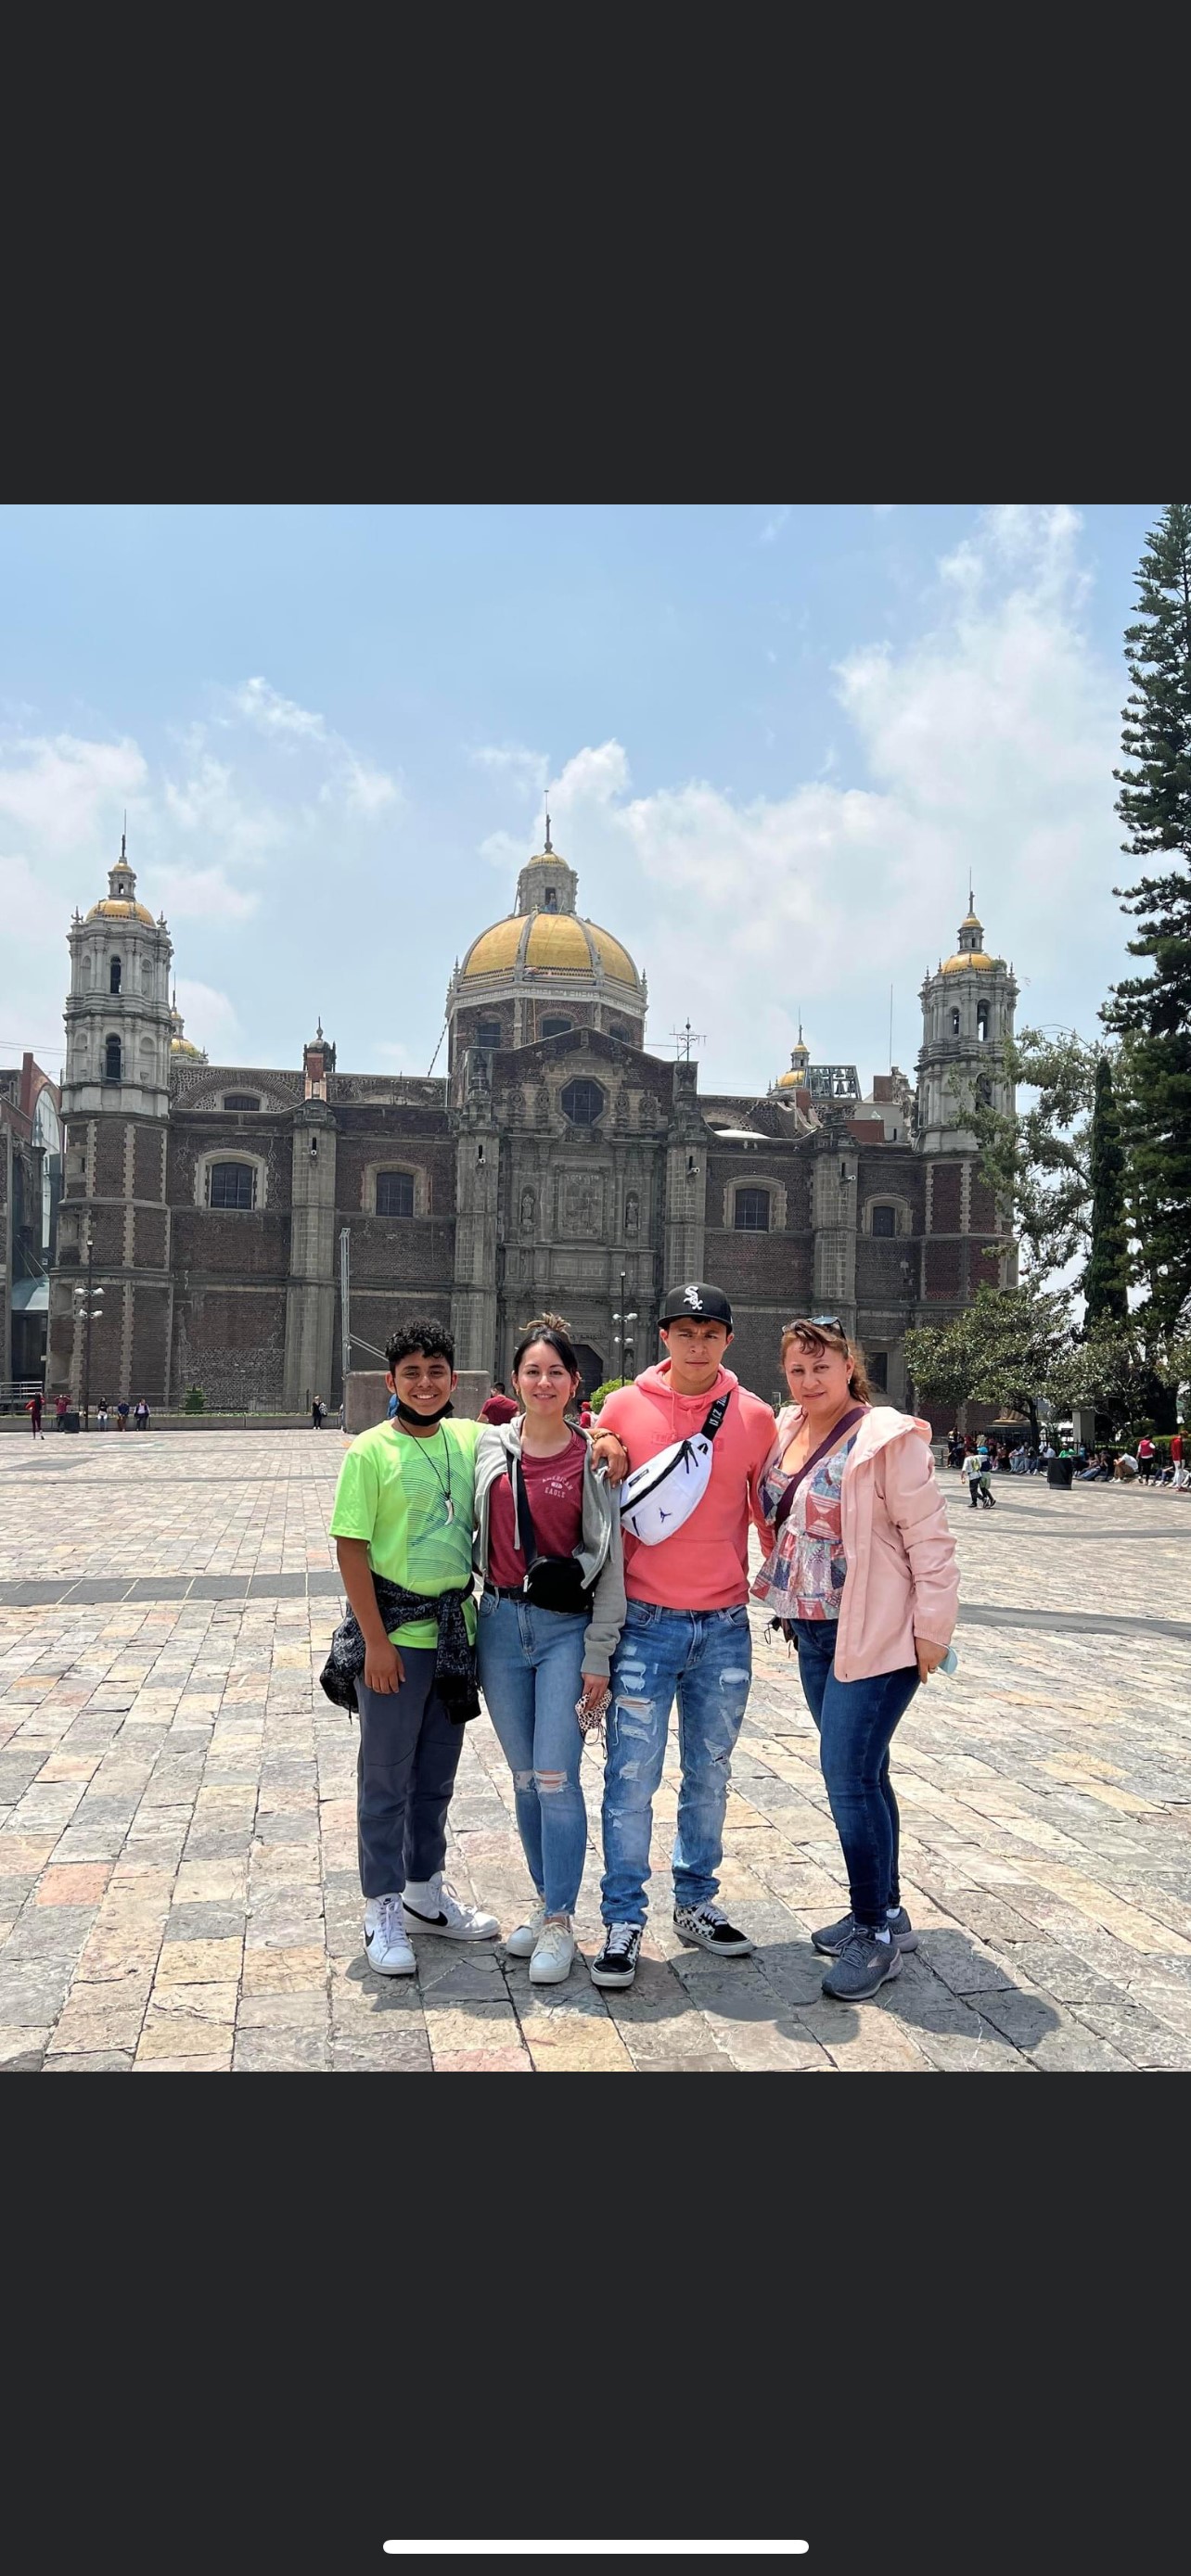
[5, 1435, 1191, 2074]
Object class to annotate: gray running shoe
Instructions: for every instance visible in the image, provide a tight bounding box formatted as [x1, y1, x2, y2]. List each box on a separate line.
[812, 1906, 917, 1958]
[820, 1926, 903, 2001]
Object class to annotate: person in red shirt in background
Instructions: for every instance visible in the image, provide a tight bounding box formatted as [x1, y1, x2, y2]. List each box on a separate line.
[28, 1392, 44, 1438]
[1170, 1428, 1186, 1490]
[479, 1379, 519, 1425]
[585, 1282, 775, 1988]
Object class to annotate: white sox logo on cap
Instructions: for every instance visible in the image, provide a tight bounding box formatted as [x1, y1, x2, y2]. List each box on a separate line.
[683, 1284, 704, 1311]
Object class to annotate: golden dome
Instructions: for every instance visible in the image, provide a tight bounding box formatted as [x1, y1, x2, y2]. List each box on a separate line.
[87, 896, 156, 926]
[464, 919, 524, 977]
[776, 1066, 800, 1088]
[941, 950, 994, 974]
[170, 1035, 205, 1058]
[459, 911, 642, 989]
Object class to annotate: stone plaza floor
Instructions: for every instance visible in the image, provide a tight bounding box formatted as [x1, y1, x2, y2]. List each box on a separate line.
[1, 1425, 1190, 2073]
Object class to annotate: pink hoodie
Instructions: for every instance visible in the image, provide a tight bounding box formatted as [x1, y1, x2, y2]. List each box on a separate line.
[766, 1403, 959, 1681]
[598, 1362, 775, 1611]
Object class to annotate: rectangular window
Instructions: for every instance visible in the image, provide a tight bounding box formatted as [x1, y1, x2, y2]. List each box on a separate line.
[734, 1188, 771, 1231]
[868, 1350, 889, 1391]
[475, 1021, 502, 1051]
[209, 1162, 255, 1209]
[871, 1205, 896, 1238]
[376, 1171, 415, 1218]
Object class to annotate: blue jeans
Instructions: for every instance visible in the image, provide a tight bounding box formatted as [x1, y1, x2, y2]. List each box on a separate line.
[792, 1619, 918, 1926]
[476, 1593, 589, 1918]
[599, 1600, 753, 1928]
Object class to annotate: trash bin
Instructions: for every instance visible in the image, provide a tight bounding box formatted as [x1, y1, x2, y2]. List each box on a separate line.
[62, 1410, 81, 1434]
[1046, 1457, 1074, 1488]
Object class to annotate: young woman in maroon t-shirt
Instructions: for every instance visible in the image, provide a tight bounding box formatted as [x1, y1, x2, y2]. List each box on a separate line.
[473, 1318, 625, 1984]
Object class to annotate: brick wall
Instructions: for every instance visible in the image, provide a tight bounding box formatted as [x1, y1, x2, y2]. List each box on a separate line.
[930, 1161, 962, 1230]
[133, 1125, 166, 1203]
[130, 1286, 171, 1397]
[925, 1239, 964, 1298]
[708, 1231, 813, 1302]
[171, 1209, 291, 1278]
[167, 1121, 293, 1211]
[969, 1175, 1000, 1237]
[94, 1121, 127, 1194]
[338, 1215, 456, 1288]
[172, 1286, 288, 1407]
[134, 1207, 168, 1269]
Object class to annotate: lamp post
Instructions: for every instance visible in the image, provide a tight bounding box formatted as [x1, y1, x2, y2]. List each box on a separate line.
[72, 1236, 103, 1431]
[611, 1267, 638, 1383]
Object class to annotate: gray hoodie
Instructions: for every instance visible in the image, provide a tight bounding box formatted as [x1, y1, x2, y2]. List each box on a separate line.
[473, 1419, 627, 1678]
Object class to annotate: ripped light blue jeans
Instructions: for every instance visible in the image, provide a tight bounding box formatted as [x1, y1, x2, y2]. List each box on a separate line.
[599, 1600, 753, 1928]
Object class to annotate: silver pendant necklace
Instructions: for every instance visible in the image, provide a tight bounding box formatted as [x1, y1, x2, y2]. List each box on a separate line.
[412, 1426, 454, 1522]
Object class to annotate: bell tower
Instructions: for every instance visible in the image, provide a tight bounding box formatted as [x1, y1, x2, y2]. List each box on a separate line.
[916, 899, 1017, 1155]
[48, 836, 175, 1407]
[915, 898, 1018, 1333]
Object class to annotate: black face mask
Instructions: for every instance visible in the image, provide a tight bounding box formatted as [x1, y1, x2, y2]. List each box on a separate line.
[393, 1395, 455, 1427]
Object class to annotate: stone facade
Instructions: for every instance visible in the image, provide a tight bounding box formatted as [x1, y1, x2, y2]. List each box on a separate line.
[47, 840, 1018, 1422]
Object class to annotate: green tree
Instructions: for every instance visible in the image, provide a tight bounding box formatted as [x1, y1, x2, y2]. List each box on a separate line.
[1082, 1054, 1129, 1324]
[905, 1281, 1073, 1447]
[1102, 502, 1191, 1330]
[965, 1025, 1103, 1278]
[1047, 1313, 1191, 1438]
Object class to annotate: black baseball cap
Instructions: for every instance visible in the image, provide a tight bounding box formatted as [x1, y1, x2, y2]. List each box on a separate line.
[659, 1282, 734, 1330]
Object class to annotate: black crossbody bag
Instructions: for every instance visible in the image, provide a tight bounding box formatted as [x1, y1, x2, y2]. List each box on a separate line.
[507, 1453, 594, 1615]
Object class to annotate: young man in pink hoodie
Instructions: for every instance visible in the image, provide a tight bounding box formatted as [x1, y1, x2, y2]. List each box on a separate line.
[586, 1282, 775, 1987]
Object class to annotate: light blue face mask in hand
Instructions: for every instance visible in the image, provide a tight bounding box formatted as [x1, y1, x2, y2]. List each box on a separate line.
[938, 1646, 959, 1675]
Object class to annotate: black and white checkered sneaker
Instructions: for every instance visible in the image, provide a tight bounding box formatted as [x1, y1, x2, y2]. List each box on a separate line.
[673, 1902, 753, 1957]
[590, 1923, 643, 1988]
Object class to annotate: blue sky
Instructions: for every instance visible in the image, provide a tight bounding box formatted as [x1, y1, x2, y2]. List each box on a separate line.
[0, 502, 1159, 1093]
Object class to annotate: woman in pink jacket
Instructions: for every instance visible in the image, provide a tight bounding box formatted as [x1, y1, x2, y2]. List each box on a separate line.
[754, 1316, 958, 2002]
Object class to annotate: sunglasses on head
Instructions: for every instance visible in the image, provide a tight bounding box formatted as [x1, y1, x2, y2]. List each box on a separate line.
[791, 1314, 847, 1339]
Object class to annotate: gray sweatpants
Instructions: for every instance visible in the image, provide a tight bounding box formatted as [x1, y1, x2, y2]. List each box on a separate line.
[354, 1648, 465, 1899]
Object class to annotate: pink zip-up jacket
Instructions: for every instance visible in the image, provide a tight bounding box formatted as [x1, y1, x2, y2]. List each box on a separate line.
[597, 1361, 775, 1611]
[764, 1403, 959, 1681]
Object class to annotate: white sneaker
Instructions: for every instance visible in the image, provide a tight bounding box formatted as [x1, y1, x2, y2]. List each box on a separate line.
[364, 1893, 416, 1977]
[505, 1897, 547, 1959]
[403, 1873, 500, 1941]
[529, 1917, 576, 1984]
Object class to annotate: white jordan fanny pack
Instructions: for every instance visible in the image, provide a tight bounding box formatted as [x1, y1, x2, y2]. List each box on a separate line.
[618, 1391, 732, 1545]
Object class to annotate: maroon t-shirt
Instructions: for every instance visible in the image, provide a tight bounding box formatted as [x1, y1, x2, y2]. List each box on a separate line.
[488, 1432, 586, 1587]
[479, 1393, 519, 1423]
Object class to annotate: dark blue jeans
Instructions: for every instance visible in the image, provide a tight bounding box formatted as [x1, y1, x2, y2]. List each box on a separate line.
[792, 1620, 919, 1927]
[355, 1650, 465, 1900]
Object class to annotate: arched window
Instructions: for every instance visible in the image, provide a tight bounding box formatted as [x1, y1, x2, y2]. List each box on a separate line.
[104, 1036, 122, 1082]
[475, 1021, 502, 1051]
[208, 1161, 256, 1210]
[871, 1205, 897, 1238]
[541, 1016, 572, 1039]
[224, 1093, 261, 1112]
[376, 1171, 415, 1218]
[950, 1006, 961, 1036]
[977, 1001, 990, 1041]
[561, 1078, 604, 1127]
[734, 1187, 771, 1232]
[109, 957, 122, 993]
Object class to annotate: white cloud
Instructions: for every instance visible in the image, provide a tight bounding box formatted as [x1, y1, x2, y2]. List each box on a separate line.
[233, 676, 327, 742]
[173, 978, 238, 1044]
[469, 742, 549, 801]
[0, 732, 147, 851]
[521, 507, 1122, 1085]
[226, 674, 401, 818]
[153, 865, 260, 924]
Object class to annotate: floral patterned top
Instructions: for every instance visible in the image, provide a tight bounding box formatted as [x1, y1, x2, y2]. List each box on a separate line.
[751, 1430, 860, 1622]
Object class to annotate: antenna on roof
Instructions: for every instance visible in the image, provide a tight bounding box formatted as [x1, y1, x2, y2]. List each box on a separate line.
[669, 1019, 706, 1062]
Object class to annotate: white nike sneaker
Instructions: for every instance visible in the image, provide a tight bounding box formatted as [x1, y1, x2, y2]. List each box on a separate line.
[529, 1917, 576, 1984]
[402, 1873, 500, 1941]
[505, 1897, 546, 1959]
[364, 1893, 416, 1976]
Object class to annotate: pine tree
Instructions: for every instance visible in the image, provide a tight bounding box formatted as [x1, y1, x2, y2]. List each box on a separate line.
[1103, 503, 1191, 1329]
[1082, 1054, 1129, 1324]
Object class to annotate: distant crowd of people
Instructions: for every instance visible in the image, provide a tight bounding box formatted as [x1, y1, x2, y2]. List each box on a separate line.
[944, 1426, 1187, 1489]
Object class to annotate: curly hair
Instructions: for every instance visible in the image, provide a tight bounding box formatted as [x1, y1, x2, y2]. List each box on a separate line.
[385, 1317, 455, 1370]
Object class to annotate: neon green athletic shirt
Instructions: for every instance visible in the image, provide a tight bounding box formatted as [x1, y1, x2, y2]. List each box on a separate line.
[329, 1417, 481, 1650]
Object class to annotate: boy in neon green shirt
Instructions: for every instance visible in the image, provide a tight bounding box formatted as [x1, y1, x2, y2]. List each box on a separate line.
[329, 1316, 501, 1976]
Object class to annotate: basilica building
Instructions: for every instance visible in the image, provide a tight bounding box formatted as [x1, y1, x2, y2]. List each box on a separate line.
[47, 831, 1018, 1420]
